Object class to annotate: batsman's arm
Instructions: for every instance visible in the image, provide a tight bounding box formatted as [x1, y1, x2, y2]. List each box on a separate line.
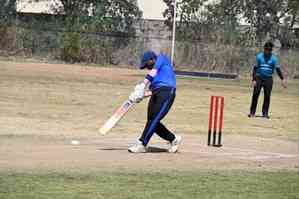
[142, 68, 157, 86]
[139, 69, 156, 97]
[129, 69, 156, 103]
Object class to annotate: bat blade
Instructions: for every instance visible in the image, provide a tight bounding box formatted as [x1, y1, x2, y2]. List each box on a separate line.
[99, 99, 134, 135]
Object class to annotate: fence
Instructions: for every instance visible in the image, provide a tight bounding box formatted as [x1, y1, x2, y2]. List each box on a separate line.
[0, 12, 298, 78]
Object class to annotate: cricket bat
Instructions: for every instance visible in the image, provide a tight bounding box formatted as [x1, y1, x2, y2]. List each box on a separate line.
[99, 99, 134, 135]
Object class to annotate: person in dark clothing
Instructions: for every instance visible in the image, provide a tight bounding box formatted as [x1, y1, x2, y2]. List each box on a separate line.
[248, 41, 287, 119]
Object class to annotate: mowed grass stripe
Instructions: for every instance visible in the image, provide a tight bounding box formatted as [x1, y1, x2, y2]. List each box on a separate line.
[0, 170, 298, 199]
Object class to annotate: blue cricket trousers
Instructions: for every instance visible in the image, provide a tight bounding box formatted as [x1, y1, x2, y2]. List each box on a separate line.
[140, 86, 176, 146]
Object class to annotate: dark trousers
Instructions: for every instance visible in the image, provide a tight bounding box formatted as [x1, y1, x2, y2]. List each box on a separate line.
[250, 77, 273, 116]
[140, 87, 176, 146]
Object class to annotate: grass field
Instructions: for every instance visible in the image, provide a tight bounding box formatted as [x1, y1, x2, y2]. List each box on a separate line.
[0, 60, 298, 198]
[1, 170, 299, 199]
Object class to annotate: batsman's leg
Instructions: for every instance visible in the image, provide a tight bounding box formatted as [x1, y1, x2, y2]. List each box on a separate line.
[140, 88, 175, 146]
[155, 122, 175, 142]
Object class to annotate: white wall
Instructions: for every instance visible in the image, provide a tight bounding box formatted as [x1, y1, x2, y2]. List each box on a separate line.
[137, 0, 220, 20]
[17, 0, 60, 13]
[17, 0, 220, 20]
[137, 0, 167, 20]
[17, 0, 168, 20]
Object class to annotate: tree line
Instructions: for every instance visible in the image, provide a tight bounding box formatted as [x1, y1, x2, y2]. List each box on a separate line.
[163, 0, 299, 48]
[0, 0, 298, 71]
[1, 0, 298, 48]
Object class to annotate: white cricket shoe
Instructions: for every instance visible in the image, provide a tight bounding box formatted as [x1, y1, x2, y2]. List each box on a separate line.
[128, 140, 147, 153]
[168, 135, 182, 153]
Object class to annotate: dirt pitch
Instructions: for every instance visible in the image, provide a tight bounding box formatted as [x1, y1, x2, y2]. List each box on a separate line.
[0, 60, 298, 171]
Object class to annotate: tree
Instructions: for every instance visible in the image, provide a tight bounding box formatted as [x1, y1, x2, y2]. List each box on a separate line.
[241, 0, 299, 47]
[288, 0, 299, 29]
[90, 0, 141, 33]
[163, 0, 243, 43]
[0, 0, 16, 50]
[27, 0, 141, 33]
[163, 0, 299, 47]
[163, 0, 210, 41]
[0, 0, 16, 26]
[28, 0, 141, 62]
[48, 0, 141, 33]
[51, 0, 93, 16]
[204, 0, 243, 44]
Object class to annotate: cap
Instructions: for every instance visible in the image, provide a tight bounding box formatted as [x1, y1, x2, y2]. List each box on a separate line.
[140, 51, 157, 69]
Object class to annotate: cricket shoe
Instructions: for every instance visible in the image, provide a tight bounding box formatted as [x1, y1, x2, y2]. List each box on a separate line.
[128, 140, 147, 153]
[168, 135, 182, 153]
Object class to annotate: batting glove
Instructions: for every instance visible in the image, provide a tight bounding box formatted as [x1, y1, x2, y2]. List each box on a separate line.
[129, 83, 146, 103]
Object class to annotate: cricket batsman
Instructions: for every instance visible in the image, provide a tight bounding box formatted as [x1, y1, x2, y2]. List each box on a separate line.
[128, 50, 182, 153]
[248, 41, 287, 119]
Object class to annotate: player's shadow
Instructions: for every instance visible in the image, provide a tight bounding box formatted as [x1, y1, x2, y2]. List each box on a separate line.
[254, 115, 281, 119]
[98, 146, 168, 153]
[147, 146, 168, 153]
[255, 115, 267, 118]
[98, 147, 127, 151]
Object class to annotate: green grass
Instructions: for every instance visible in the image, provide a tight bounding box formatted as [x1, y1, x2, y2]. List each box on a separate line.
[0, 170, 298, 199]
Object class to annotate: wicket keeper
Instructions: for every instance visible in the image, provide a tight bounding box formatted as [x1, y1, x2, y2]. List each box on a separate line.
[128, 50, 182, 153]
[248, 41, 287, 118]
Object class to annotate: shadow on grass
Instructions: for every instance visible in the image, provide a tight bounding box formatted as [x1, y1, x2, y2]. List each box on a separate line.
[98, 146, 168, 153]
[250, 114, 283, 119]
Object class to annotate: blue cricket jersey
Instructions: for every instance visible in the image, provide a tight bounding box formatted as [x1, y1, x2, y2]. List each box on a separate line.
[150, 53, 176, 90]
[255, 52, 279, 79]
